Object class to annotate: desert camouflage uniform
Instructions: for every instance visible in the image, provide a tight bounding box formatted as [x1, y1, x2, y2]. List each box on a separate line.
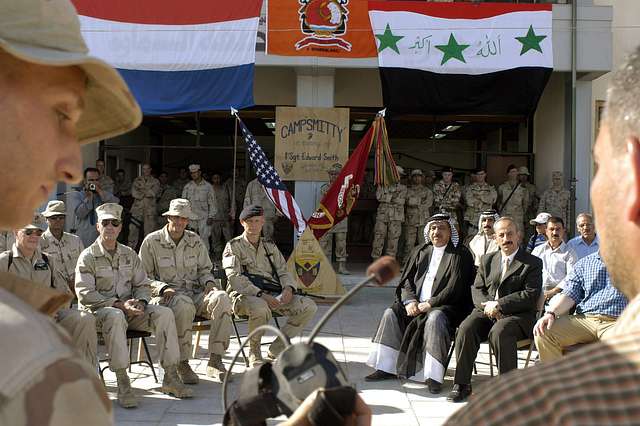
[497, 181, 529, 232]
[433, 180, 462, 218]
[139, 227, 232, 360]
[211, 184, 234, 262]
[0, 245, 97, 367]
[0, 230, 15, 252]
[463, 183, 498, 234]
[98, 174, 114, 194]
[172, 177, 191, 195]
[403, 184, 433, 259]
[223, 234, 317, 354]
[538, 189, 571, 226]
[371, 183, 407, 258]
[0, 275, 112, 426]
[128, 175, 161, 248]
[75, 240, 180, 370]
[114, 177, 132, 198]
[243, 178, 278, 241]
[41, 229, 84, 289]
[182, 179, 216, 252]
[156, 182, 180, 229]
[318, 182, 348, 263]
[224, 176, 247, 219]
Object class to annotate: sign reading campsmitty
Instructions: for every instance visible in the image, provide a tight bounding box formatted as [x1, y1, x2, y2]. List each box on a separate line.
[275, 107, 349, 181]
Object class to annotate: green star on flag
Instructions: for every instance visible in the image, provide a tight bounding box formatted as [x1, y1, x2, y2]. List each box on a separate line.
[435, 33, 470, 65]
[515, 25, 547, 55]
[375, 24, 404, 54]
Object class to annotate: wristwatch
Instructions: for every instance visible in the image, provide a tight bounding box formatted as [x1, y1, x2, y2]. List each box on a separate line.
[545, 310, 558, 319]
[256, 290, 264, 298]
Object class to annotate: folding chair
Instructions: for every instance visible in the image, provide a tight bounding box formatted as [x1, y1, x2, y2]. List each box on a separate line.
[99, 329, 158, 383]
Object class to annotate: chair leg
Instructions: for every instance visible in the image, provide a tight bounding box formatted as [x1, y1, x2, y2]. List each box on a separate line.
[524, 345, 534, 368]
[137, 337, 144, 362]
[141, 337, 159, 383]
[488, 344, 494, 377]
[193, 329, 201, 359]
[128, 338, 134, 373]
[232, 319, 249, 367]
[444, 339, 455, 372]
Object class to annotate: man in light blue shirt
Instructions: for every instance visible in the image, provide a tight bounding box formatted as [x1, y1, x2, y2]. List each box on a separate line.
[567, 213, 599, 260]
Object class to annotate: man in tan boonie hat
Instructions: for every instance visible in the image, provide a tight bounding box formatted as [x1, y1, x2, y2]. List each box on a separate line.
[42, 200, 67, 218]
[162, 198, 199, 220]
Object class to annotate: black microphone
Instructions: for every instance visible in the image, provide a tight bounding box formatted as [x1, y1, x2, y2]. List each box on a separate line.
[307, 256, 400, 342]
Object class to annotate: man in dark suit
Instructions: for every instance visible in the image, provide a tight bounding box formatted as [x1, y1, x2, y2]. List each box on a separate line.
[448, 216, 542, 402]
[365, 214, 475, 394]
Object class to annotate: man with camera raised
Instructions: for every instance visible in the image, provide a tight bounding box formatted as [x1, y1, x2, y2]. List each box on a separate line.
[222, 204, 317, 367]
[70, 167, 119, 247]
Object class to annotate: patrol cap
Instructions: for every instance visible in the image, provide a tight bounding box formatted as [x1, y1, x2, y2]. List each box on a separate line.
[240, 204, 264, 221]
[0, 0, 142, 144]
[21, 212, 47, 230]
[530, 212, 552, 225]
[162, 198, 198, 220]
[328, 163, 343, 175]
[42, 200, 66, 217]
[96, 203, 123, 222]
[518, 166, 530, 176]
[411, 169, 423, 176]
[188, 164, 201, 173]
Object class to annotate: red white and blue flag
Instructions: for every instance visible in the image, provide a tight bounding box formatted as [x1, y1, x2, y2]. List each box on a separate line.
[233, 110, 307, 234]
[72, 0, 262, 114]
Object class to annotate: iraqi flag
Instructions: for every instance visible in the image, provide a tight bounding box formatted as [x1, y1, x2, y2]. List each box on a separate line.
[72, 0, 262, 115]
[368, 2, 553, 115]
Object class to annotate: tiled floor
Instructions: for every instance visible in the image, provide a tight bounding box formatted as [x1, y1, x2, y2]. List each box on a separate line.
[110, 264, 537, 425]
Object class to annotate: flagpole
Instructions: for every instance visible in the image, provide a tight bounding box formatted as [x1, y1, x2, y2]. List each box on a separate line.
[230, 108, 239, 220]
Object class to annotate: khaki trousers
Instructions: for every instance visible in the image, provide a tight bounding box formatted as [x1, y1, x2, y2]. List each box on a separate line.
[57, 309, 98, 367]
[535, 314, 618, 362]
[234, 294, 317, 354]
[403, 224, 426, 259]
[94, 305, 180, 370]
[190, 219, 212, 252]
[319, 231, 347, 262]
[152, 290, 232, 360]
[371, 220, 402, 258]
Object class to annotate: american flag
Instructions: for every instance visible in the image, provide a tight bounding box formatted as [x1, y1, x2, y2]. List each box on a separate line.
[236, 114, 307, 233]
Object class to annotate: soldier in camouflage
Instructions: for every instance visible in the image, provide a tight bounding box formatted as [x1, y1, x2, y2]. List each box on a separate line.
[463, 168, 497, 236]
[497, 164, 530, 233]
[244, 177, 279, 241]
[538, 171, 571, 226]
[424, 169, 437, 191]
[371, 166, 408, 259]
[518, 166, 539, 234]
[96, 159, 115, 194]
[403, 169, 434, 259]
[433, 167, 462, 220]
[140, 199, 233, 382]
[156, 171, 180, 229]
[128, 163, 161, 248]
[0, 229, 15, 252]
[210, 172, 234, 265]
[76, 204, 193, 408]
[172, 167, 191, 194]
[182, 164, 217, 252]
[319, 163, 350, 274]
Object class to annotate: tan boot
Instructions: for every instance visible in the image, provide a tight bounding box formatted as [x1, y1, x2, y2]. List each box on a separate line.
[115, 368, 138, 408]
[248, 344, 264, 368]
[337, 261, 350, 275]
[161, 365, 194, 399]
[206, 353, 231, 382]
[177, 360, 199, 384]
[267, 338, 285, 361]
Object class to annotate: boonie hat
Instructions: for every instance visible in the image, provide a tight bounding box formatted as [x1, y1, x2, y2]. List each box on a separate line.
[22, 212, 47, 231]
[96, 203, 123, 222]
[162, 199, 198, 220]
[42, 200, 67, 217]
[0, 0, 142, 144]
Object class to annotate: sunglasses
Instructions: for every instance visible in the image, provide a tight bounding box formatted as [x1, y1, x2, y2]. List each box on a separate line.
[23, 229, 43, 236]
[101, 219, 121, 227]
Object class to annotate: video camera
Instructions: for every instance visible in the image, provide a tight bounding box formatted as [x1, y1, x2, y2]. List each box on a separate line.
[223, 257, 400, 426]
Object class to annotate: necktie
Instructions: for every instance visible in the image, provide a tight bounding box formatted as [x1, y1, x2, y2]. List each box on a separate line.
[501, 258, 511, 281]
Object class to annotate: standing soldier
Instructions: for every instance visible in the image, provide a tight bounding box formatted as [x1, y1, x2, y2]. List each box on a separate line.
[172, 167, 191, 194]
[424, 170, 437, 191]
[497, 164, 529, 232]
[371, 166, 407, 259]
[76, 203, 193, 408]
[538, 171, 571, 226]
[210, 172, 234, 266]
[319, 163, 350, 275]
[0, 230, 15, 252]
[244, 177, 279, 241]
[96, 159, 114, 194]
[140, 199, 233, 382]
[128, 163, 161, 248]
[114, 168, 132, 199]
[433, 167, 462, 220]
[182, 164, 216, 252]
[224, 170, 247, 220]
[403, 169, 434, 259]
[40, 201, 84, 297]
[463, 168, 497, 236]
[518, 166, 539, 234]
[156, 171, 180, 229]
[1, 213, 97, 368]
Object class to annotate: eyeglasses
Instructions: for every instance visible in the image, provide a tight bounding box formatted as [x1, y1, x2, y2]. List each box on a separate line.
[101, 219, 121, 227]
[23, 229, 43, 236]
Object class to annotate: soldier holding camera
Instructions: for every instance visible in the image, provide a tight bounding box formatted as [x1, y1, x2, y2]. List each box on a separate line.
[69, 167, 119, 247]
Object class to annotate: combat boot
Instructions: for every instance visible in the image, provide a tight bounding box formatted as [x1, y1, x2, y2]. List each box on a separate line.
[206, 353, 231, 382]
[248, 344, 264, 368]
[161, 365, 194, 399]
[115, 368, 138, 408]
[337, 261, 350, 275]
[177, 360, 199, 384]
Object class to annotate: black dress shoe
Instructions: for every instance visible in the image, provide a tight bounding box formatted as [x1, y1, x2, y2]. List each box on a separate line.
[447, 384, 472, 402]
[427, 379, 442, 394]
[364, 370, 396, 381]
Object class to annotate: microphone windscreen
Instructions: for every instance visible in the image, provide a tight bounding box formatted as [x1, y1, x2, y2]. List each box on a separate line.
[366, 256, 400, 286]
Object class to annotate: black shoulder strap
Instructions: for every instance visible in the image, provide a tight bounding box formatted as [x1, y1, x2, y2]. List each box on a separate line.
[499, 182, 520, 214]
[7, 251, 12, 272]
[262, 241, 282, 287]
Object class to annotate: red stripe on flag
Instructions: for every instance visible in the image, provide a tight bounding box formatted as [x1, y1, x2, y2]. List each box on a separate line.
[283, 191, 300, 230]
[368, 1, 551, 20]
[71, 0, 262, 25]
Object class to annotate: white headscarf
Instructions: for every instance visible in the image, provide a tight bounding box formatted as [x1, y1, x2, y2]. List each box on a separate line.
[423, 213, 459, 247]
[477, 210, 501, 235]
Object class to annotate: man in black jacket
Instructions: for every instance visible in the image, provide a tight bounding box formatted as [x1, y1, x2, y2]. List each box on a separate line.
[448, 216, 542, 402]
[365, 214, 475, 394]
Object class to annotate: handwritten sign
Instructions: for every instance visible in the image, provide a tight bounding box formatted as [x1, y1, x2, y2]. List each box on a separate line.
[275, 107, 349, 181]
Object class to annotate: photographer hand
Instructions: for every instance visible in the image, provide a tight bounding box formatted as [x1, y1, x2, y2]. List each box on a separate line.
[281, 388, 371, 426]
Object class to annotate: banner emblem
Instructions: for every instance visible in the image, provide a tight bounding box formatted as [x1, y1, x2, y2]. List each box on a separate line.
[296, 0, 352, 51]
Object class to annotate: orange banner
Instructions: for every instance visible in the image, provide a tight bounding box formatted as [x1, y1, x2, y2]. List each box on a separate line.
[267, 0, 377, 58]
